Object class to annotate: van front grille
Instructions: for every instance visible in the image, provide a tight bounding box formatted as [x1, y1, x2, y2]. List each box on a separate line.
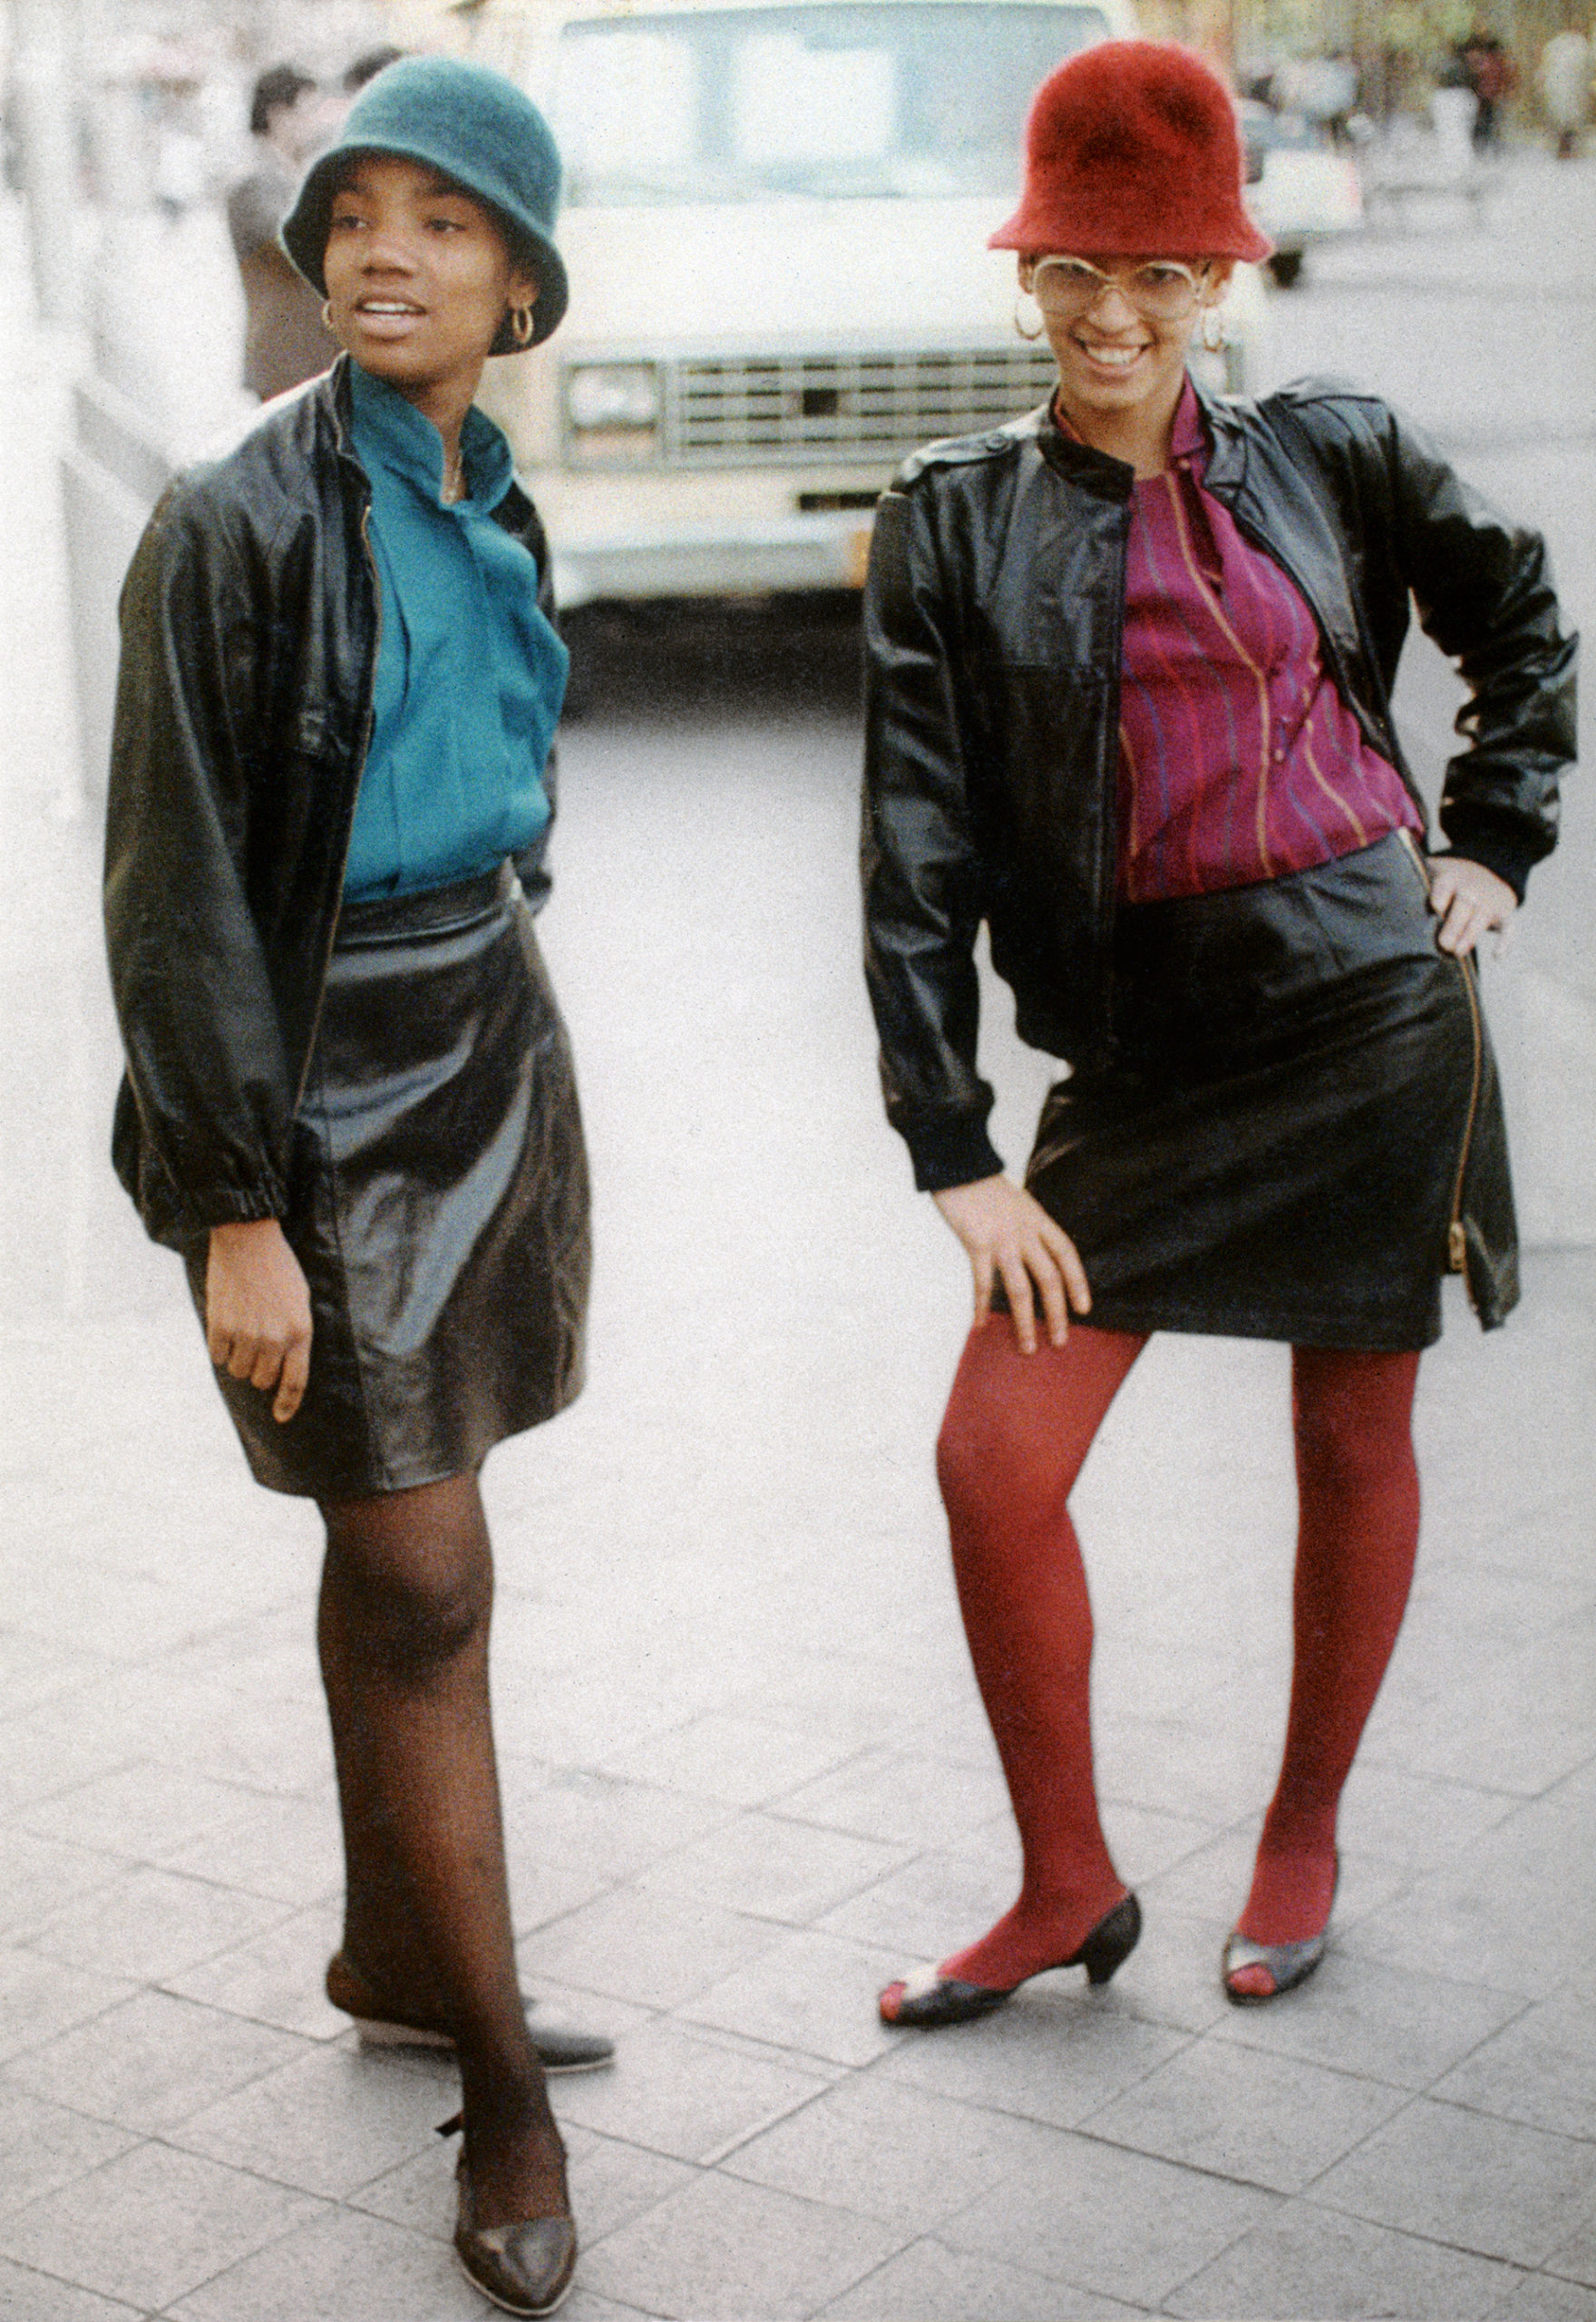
[660, 346, 1058, 465]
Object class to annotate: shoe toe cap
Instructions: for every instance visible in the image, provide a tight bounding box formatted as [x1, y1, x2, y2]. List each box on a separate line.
[458, 2216, 577, 2316]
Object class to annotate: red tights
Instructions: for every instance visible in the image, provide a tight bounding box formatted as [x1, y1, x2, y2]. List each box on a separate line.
[935, 1322, 1421, 1988]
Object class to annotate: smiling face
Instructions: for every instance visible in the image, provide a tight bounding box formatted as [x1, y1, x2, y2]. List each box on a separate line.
[321, 154, 539, 408]
[1023, 251, 1231, 459]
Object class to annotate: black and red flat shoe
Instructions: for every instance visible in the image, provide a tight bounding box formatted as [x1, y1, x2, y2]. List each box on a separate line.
[878, 1892, 1141, 2028]
[1222, 1855, 1339, 2005]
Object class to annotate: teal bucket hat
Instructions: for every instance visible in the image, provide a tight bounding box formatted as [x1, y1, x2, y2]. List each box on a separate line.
[281, 54, 568, 351]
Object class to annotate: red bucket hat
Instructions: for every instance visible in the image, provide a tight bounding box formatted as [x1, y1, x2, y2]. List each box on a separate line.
[990, 40, 1271, 263]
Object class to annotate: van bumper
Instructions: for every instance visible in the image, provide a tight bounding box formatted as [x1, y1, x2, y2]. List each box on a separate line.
[550, 511, 875, 609]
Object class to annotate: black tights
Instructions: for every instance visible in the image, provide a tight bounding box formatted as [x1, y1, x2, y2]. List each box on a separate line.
[318, 1472, 564, 2220]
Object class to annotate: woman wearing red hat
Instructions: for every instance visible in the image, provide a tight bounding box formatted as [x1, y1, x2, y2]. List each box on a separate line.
[864, 40, 1573, 2023]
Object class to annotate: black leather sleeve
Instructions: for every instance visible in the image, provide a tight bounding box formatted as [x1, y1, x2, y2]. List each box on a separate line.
[103, 478, 297, 1230]
[861, 482, 1001, 1192]
[1381, 403, 1576, 897]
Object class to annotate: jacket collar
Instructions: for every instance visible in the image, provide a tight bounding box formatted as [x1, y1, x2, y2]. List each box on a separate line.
[1189, 371, 1248, 494]
[1025, 367, 1249, 500]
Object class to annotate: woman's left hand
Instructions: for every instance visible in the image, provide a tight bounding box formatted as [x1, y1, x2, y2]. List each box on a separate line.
[1427, 857, 1517, 958]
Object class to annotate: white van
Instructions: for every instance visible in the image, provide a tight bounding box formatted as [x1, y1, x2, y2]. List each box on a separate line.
[396, 0, 1185, 613]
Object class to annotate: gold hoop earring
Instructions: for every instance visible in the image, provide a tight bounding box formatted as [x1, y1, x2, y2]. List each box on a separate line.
[508, 303, 536, 349]
[1200, 303, 1225, 354]
[1013, 289, 1045, 343]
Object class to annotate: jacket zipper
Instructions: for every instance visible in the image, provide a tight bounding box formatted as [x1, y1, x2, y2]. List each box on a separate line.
[288, 492, 382, 1119]
[1396, 826, 1484, 1303]
[1096, 504, 1131, 1044]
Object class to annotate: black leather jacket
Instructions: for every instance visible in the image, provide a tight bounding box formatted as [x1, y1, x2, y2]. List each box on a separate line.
[861, 375, 1577, 1190]
[104, 357, 560, 1246]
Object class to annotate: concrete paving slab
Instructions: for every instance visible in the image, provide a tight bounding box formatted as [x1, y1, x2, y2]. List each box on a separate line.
[0, 2259, 144, 2321]
[0, 2141, 324, 2311]
[576, 2170, 910, 2321]
[516, 1879, 783, 2012]
[1207, 1947, 1527, 2088]
[1342, 1797, 1596, 1995]
[16, 1867, 290, 1986]
[1548, 2212, 1596, 2292]
[158, 1793, 345, 1908]
[546, 2016, 834, 2162]
[501, 1767, 735, 1882]
[637, 1811, 912, 1927]
[597, 1711, 871, 1806]
[1082, 2034, 1414, 2195]
[815, 2233, 1149, 2318]
[1490, 2274, 1596, 2322]
[722, 2071, 1075, 2228]
[1164, 2199, 1525, 2320]
[158, 1900, 349, 2041]
[0, 1712, 138, 1826]
[1311, 2097, 1596, 2268]
[166, 2041, 453, 2200]
[162, 2200, 478, 2321]
[1, 1989, 308, 2139]
[1103, 1908, 1236, 2038]
[875, 1993, 1192, 2132]
[0, 1952, 136, 2071]
[0, 1834, 123, 1938]
[1429, 1991, 1596, 2140]
[937, 2131, 1280, 2307]
[0, 2084, 138, 2220]
[772, 1747, 1014, 1853]
[677, 1926, 914, 2067]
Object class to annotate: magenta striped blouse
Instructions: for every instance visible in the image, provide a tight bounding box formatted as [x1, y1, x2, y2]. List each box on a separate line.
[1109, 379, 1420, 904]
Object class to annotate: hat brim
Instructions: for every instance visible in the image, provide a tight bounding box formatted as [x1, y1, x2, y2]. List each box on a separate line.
[280, 140, 569, 349]
[988, 201, 1273, 264]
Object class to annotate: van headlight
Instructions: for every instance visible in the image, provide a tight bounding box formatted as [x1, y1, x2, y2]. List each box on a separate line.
[564, 364, 662, 461]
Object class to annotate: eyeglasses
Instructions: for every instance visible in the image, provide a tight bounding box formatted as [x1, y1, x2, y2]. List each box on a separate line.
[1027, 257, 1212, 323]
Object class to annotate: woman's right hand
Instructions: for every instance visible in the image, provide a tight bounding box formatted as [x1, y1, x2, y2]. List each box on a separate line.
[206, 1219, 312, 1423]
[932, 1175, 1092, 1353]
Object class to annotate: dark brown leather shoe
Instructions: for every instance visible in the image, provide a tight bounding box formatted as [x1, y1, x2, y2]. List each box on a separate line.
[326, 1951, 614, 2073]
[438, 2114, 578, 2318]
[454, 2154, 577, 2317]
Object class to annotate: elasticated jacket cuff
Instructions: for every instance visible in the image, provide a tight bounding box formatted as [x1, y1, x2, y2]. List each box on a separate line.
[1433, 829, 1541, 904]
[905, 1117, 1005, 1195]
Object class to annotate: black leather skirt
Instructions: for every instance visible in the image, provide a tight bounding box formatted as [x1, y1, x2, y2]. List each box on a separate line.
[188, 864, 589, 1498]
[1025, 833, 1517, 1351]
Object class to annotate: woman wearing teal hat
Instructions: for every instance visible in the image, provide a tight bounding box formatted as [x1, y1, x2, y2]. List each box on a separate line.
[106, 56, 601, 2317]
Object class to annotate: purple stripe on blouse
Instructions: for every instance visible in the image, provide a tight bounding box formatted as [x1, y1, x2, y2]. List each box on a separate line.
[1112, 379, 1420, 903]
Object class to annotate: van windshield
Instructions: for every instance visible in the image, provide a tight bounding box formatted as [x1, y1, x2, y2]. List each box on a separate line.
[555, 4, 1108, 204]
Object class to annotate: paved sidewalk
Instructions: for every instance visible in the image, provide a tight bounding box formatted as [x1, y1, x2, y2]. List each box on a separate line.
[1, 190, 1594, 2322]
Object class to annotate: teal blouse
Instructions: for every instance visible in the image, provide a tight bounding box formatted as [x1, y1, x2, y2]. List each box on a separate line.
[343, 364, 569, 901]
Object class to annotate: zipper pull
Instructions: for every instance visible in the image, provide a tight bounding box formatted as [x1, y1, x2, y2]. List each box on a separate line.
[1448, 1219, 1467, 1273]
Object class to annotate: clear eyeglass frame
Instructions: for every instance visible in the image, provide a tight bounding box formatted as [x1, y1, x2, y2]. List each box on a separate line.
[1027, 256, 1212, 323]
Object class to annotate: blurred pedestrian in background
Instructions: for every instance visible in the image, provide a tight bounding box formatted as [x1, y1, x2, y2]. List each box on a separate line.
[863, 40, 1574, 2031]
[105, 55, 611, 2320]
[1538, 24, 1592, 156]
[226, 61, 336, 399]
[1458, 25, 1517, 150]
[343, 44, 407, 96]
